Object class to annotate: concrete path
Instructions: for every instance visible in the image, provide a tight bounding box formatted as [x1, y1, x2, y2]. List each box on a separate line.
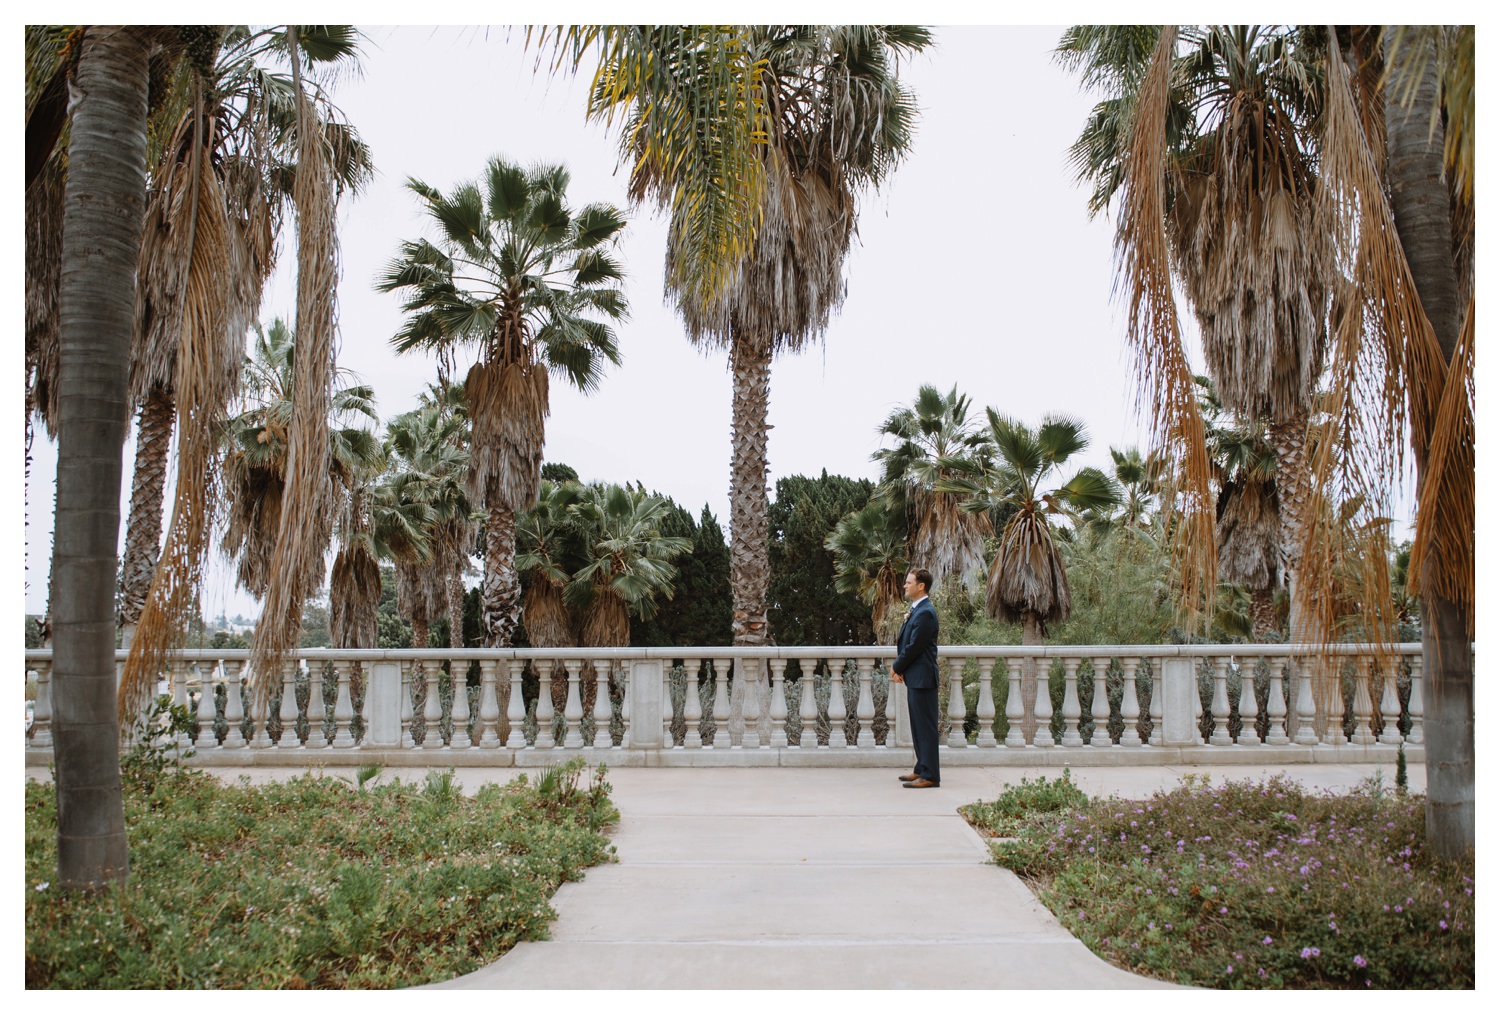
[25, 760, 1415, 990]
[423, 762, 1416, 990]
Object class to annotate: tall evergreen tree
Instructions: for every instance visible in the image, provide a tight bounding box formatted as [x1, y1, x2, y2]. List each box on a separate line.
[768, 472, 875, 646]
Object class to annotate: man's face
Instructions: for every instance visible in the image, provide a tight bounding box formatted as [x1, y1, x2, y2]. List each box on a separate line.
[904, 572, 925, 601]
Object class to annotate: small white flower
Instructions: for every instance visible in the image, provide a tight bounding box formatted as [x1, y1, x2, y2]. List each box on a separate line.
[35, 881, 49, 892]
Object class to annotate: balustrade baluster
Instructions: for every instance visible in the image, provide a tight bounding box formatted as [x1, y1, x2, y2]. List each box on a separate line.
[855, 658, 876, 748]
[1148, 658, 1164, 746]
[1322, 662, 1349, 746]
[399, 663, 416, 748]
[975, 658, 997, 748]
[540, 659, 564, 749]
[222, 660, 246, 749]
[1351, 657, 1377, 745]
[505, 661, 528, 749]
[710, 658, 732, 748]
[249, 667, 275, 749]
[592, 663, 614, 749]
[739, 657, 761, 749]
[1378, 660, 1403, 745]
[423, 665, 444, 748]
[1406, 656, 1425, 744]
[661, 663, 677, 749]
[278, 661, 301, 748]
[559, 660, 583, 748]
[799, 666, 820, 748]
[946, 657, 968, 748]
[476, 660, 499, 749]
[1235, 658, 1260, 746]
[1292, 658, 1319, 746]
[1088, 658, 1112, 747]
[1265, 658, 1290, 746]
[1033, 663, 1055, 748]
[883, 658, 897, 746]
[1004, 658, 1026, 748]
[619, 666, 632, 748]
[306, 662, 328, 748]
[682, 659, 704, 749]
[29, 660, 53, 748]
[1060, 657, 1083, 747]
[1207, 657, 1232, 746]
[1118, 657, 1141, 747]
[818, 661, 842, 748]
[196, 663, 219, 748]
[769, 660, 789, 748]
[450, 662, 473, 749]
[172, 661, 193, 751]
[331, 660, 356, 748]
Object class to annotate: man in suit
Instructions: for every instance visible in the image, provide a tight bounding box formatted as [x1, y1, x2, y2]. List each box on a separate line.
[891, 567, 940, 788]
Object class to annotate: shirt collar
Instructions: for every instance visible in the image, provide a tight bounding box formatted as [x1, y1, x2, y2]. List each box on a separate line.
[910, 595, 929, 609]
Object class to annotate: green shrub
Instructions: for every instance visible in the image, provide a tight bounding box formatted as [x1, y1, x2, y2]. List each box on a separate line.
[25, 757, 617, 988]
[960, 769, 1089, 837]
[970, 774, 1474, 988]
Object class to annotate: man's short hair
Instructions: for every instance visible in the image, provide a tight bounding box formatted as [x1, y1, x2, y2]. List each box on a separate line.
[909, 567, 934, 593]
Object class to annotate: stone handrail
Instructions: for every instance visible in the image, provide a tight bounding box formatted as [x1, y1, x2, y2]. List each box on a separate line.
[23, 643, 1423, 767]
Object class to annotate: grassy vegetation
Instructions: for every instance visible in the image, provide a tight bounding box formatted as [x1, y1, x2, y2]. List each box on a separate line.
[962, 771, 1474, 989]
[25, 753, 617, 988]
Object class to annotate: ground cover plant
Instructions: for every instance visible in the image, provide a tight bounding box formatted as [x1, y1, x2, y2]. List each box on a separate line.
[961, 772, 1474, 988]
[25, 755, 617, 988]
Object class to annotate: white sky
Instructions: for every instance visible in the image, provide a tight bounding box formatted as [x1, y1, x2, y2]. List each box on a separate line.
[17, 19, 1436, 622]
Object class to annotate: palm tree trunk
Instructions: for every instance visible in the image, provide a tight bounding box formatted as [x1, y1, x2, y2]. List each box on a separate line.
[1249, 587, 1277, 642]
[1020, 611, 1044, 741]
[728, 335, 772, 647]
[447, 572, 466, 649]
[482, 506, 521, 647]
[1266, 409, 1312, 644]
[51, 25, 154, 890]
[1385, 27, 1473, 859]
[117, 387, 174, 648]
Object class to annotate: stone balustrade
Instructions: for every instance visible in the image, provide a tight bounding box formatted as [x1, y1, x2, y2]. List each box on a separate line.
[23, 644, 1425, 767]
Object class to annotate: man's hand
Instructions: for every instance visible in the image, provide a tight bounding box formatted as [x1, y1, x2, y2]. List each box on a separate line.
[891, 668, 904, 684]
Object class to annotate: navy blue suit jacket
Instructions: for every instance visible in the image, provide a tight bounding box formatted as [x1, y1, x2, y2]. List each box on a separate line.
[893, 598, 940, 689]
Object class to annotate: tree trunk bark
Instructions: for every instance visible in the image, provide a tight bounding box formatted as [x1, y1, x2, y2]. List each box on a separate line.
[1266, 409, 1312, 644]
[52, 25, 153, 890]
[1249, 586, 1277, 642]
[728, 335, 772, 647]
[1020, 611, 1043, 741]
[117, 387, 174, 647]
[482, 506, 521, 647]
[447, 572, 466, 649]
[1385, 27, 1473, 858]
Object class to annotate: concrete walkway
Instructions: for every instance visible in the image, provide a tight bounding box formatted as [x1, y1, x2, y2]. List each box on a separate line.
[25, 759, 1416, 990]
[425, 761, 1417, 990]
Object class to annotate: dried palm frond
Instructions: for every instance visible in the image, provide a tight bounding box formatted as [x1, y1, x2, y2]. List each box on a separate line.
[1115, 25, 1216, 626]
[1216, 476, 1280, 591]
[523, 576, 575, 649]
[465, 359, 549, 512]
[25, 156, 64, 439]
[329, 540, 380, 649]
[986, 513, 1071, 631]
[1303, 31, 1459, 665]
[248, 41, 339, 711]
[581, 594, 630, 650]
[120, 121, 237, 721]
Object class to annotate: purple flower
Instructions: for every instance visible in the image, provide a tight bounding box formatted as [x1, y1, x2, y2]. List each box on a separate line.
[1262, 936, 1273, 945]
[1300, 947, 1321, 959]
[1353, 956, 1368, 968]
[1440, 920, 1449, 930]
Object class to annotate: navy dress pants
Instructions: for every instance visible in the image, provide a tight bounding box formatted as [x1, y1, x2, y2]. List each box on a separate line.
[907, 684, 940, 783]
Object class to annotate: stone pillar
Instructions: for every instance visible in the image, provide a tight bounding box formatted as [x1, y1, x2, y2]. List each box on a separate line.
[1158, 658, 1201, 746]
[627, 659, 663, 749]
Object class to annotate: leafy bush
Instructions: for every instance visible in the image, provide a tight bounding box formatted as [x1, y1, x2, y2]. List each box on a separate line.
[25, 757, 617, 988]
[970, 774, 1473, 988]
[960, 770, 1089, 837]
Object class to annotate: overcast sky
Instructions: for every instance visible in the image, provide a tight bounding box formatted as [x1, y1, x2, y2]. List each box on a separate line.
[20, 22, 1428, 621]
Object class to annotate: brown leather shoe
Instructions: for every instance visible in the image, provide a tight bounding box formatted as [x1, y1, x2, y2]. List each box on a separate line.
[903, 778, 940, 789]
[898, 773, 920, 782]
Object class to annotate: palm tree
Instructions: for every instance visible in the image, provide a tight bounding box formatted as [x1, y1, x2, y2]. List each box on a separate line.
[1108, 445, 1165, 534]
[1058, 25, 1328, 642]
[44, 23, 161, 890]
[383, 402, 476, 649]
[589, 26, 932, 648]
[378, 156, 629, 647]
[826, 499, 909, 644]
[1200, 380, 1282, 641]
[872, 384, 995, 589]
[116, 26, 371, 649]
[964, 411, 1118, 645]
[216, 318, 380, 602]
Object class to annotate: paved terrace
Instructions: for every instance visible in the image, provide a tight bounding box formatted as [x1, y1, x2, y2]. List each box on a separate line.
[25, 761, 1422, 990]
